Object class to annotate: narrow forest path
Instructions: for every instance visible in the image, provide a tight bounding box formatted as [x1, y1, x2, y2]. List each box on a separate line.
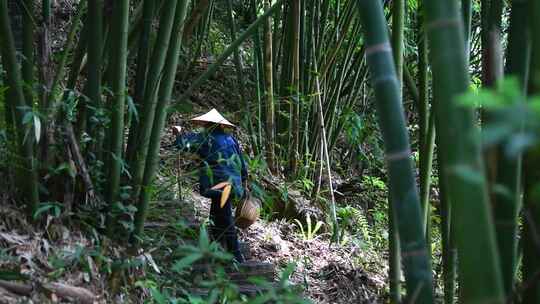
[141, 187, 387, 303]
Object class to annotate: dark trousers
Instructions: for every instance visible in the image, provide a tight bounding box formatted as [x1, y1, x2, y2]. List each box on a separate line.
[209, 196, 244, 263]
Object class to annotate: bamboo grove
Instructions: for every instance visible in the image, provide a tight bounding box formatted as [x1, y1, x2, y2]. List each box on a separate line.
[1, 0, 540, 303]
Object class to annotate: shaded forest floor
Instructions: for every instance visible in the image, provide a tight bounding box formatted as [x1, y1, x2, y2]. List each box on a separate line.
[1, 118, 391, 303]
[0, 70, 393, 304]
[0, 64, 394, 303]
[0, 192, 387, 304]
[145, 190, 388, 303]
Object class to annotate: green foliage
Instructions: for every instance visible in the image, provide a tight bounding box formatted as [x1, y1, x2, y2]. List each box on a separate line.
[62, 90, 79, 122]
[33, 201, 63, 220]
[343, 111, 365, 145]
[246, 263, 310, 304]
[294, 214, 324, 241]
[459, 76, 540, 156]
[47, 243, 110, 280]
[336, 206, 371, 247]
[140, 226, 309, 303]
[362, 175, 387, 192]
[110, 200, 138, 232]
[18, 105, 42, 144]
[173, 226, 232, 272]
[294, 177, 314, 195]
[50, 161, 77, 179]
[249, 182, 274, 219]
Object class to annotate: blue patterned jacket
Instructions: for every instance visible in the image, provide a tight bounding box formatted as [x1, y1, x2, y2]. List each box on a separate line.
[175, 129, 248, 199]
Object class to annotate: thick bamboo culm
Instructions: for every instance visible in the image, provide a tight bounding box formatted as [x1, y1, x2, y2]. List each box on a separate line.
[356, 0, 433, 302]
[105, 0, 130, 235]
[424, 0, 505, 302]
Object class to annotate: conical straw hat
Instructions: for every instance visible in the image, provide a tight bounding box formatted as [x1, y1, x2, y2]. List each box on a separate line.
[190, 108, 235, 127]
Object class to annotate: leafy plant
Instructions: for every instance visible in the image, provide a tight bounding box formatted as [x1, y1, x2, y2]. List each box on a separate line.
[19, 106, 42, 144]
[294, 214, 324, 241]
[362, 175, 387, 192]
[458, 77, 540, 155]
[296, 177, 314, 194]
[33, 201, 63, 220]
[249, 263, 311, 304]
[337, 206, 371, 247]
[172, 225, 232, 273]
[110, 200, 138, 232]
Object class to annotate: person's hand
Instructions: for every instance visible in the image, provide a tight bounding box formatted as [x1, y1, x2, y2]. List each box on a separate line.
[171, 125, 182, 136]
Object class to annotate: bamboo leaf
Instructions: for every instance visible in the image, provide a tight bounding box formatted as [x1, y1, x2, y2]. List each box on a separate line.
[126, 95, 138, 123]
[172, 253, 203, 272]
[22, 110, 33, 125]
[33, 114, 41, 143]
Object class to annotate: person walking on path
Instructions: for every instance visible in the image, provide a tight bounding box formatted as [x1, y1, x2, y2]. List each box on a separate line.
[172, 109, 247, 263]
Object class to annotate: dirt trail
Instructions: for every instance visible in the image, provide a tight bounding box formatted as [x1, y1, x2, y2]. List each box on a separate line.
[182, 192, 387, 303]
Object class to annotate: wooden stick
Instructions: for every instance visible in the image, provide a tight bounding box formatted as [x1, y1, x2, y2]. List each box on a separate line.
[43, 282, 97, 304]
[65, 123, 101, 205]
[0, 280, 32, 296]
[0, 280, 97, 304]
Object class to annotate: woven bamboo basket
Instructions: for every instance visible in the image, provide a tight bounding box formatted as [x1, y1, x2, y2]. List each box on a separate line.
[235, 193, 260, 229]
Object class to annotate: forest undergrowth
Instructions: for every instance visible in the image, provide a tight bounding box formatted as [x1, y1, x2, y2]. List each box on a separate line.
[1, 123, 392, 303]
[0, 64, 396, 303]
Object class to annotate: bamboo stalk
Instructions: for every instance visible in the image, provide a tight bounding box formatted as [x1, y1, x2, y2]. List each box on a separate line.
[126, 0, 179, 204]
[312, 45, 339, 243]
[356, 0, 433, 302]
[417, 2, 434, 231]
[172, 0, 284, 106]
[424, 0, 505, 302]
[389, 0, 405, 300]
[183, 0, 210, 44]
[250, 0, 265, 151]
[125, 0, 156, 166]
[86, 0, 103, 157]
[493, 0, 531, 295]
[104, 0, 130, 236]
[226, 0, 258, 155]
[522, 0, 540, 302]
[0, 0, 40, 215]
[63, 24, 88, 137]
[482, 0, 504, 224]
[39, 0, 52, 108]
[263, 0, 277, 174]
[288, 0, 301, 175]
[438, 144, 457, 304]
[41, 0, 86, 166]
[462, 0, 472, 56]
[132, 0, 190, 243]
[45, 0, 87, 120]
[21, 0, 34, 105]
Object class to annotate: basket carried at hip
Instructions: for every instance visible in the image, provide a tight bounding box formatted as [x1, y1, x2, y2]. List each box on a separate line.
[235, 191, 261, 229]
